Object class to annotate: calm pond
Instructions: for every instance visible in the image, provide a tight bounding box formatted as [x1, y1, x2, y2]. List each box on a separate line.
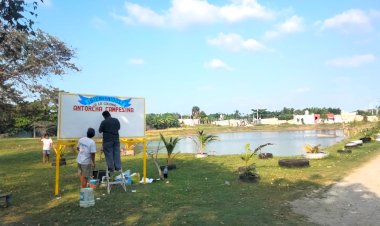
[146, 129, 344, 156]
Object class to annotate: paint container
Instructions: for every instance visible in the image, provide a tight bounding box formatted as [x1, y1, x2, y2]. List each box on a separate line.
[88, 179, 97, 189]
[131, 173, 140, 184]
[79, 188, 95, 208]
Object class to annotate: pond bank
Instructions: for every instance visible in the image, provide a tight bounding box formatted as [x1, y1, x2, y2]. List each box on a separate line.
[145, 123, 346, 140]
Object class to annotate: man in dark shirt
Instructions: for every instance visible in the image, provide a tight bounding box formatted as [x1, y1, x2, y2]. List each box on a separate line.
[99, 111, 121, 172]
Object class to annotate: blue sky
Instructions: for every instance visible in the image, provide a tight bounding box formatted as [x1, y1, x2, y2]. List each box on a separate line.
[36, 0, 380, 115]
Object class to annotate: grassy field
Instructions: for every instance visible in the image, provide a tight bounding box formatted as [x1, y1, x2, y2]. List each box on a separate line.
[1, 125, 380, 225]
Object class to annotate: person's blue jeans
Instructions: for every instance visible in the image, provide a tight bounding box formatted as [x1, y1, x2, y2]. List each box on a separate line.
[103, 141, 121, 171]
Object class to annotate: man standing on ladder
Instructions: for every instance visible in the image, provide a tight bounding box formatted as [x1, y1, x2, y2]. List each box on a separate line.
[99, 111, 121, 172]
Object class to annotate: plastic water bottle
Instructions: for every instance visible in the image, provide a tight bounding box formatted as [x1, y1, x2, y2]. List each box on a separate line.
[163, 166, 168, 178]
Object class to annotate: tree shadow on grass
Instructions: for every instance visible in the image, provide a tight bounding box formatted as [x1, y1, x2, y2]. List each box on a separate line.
[1, 153, 325, 225]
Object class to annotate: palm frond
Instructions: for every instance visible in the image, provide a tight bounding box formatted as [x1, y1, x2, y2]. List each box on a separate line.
[195, 130, 219, 154]
[160, 133, 181, 163]
[242, 143, 274, 166]
[303, 144, 321, 153]
[253, 143, 274, 154]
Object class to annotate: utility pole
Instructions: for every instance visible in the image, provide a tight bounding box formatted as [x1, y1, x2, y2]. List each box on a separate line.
[251, 108, 266, 125]
[257, 108, 259, 121]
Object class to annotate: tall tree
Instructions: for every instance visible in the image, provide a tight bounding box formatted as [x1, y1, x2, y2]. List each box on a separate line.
[1, 0, 77, 103]
[0, 0, 41, 34]
[234, 110, 241, 119]
[0, 0, 78, 135]
[0, 29, 79, 103]
[192, 106, 200, 119]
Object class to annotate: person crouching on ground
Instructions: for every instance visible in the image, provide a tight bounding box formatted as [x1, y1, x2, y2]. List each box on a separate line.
[99, 110, 121, 172]
[77, 128, 97, 188]
[41, 133, 53, 163]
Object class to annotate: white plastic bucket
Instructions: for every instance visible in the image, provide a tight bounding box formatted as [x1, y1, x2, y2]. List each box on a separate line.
[80, 188, 95, 208]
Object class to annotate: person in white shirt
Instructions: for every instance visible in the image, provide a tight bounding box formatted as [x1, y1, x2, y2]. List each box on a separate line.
[77, 128, 97, 188]
[41, 133, 53, 163]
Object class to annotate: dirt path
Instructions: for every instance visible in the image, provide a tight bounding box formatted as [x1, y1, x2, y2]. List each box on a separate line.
[291, 153, 380, 226]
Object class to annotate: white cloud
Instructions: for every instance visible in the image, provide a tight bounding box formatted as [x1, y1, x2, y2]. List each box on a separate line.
[220, 0, 275, 22]
[264, 15, 304, 39]
[318, 9, 373, 33]
[168, 0, 220, 27]
[205, 58, 233, 71]
[117, 0, 275, 28]
[327, 54, 375, 68]
[370, 9, 380, 19]
[128, 58, 145, 65]
[120, 3, 165, 27]
[208, 32, 266, 52]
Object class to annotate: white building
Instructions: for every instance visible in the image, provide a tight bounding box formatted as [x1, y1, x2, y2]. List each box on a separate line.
[212, 119, 247, 127]
[367, 116, 379, 122]
[178, 119, 200, 126]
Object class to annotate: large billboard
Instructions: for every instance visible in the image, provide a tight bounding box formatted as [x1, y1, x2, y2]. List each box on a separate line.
[58, 93, 145, 139]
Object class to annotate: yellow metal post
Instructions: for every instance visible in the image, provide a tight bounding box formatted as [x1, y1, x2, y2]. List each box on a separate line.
[143, 139, 147, 184]
[54, 144, 61, 196]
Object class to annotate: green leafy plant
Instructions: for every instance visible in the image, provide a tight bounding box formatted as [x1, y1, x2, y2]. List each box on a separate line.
[303, 144, 322, 153]
[241, 143, 273, 174]
[192, 130, 218, 154]
[160, 133, 181, 165]
[361, 127, 378, 139]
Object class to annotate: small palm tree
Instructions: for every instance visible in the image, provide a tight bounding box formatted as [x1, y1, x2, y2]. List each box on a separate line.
[241, 143, 273, 171]
[160, 133, 181, 165]
[193, 130, 218, 155]
[303, 144, 321, 153]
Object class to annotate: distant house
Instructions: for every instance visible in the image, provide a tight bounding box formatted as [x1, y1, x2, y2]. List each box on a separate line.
[325, 113, 335, 124]
[314, 114, 321, 123]
[294, 110, 315, 125]
[339, 111, 361, 123]
[326, 113, 334, 120]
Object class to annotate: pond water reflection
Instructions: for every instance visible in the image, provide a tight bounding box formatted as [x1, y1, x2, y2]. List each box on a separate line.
[146, 129, 344, 156]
